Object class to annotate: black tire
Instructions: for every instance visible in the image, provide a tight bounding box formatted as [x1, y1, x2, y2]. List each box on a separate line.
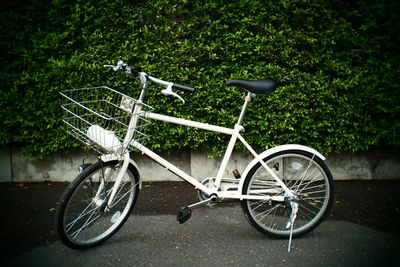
[56, 160, 139, 249]
[242, 150, 334, 238]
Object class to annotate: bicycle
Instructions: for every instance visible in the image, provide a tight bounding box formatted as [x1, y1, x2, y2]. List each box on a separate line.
[56, 60, 334, 252]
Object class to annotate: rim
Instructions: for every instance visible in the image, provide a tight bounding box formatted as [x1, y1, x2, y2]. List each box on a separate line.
[63, 165, 135, 245]
[246, 153, 331, 235]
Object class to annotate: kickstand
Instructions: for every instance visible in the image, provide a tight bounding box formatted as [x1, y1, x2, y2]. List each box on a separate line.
[286, 201, 298, 253]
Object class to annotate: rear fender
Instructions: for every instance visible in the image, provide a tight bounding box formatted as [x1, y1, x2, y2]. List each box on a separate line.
[238, 144, 326, 195]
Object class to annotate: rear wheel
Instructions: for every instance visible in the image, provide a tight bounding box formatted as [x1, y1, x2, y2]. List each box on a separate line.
[56, 160, 139, 249]
[242, 150, 334, 238]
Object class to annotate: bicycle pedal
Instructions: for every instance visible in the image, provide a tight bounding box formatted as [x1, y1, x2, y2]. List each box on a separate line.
[177, 206, 192, 224]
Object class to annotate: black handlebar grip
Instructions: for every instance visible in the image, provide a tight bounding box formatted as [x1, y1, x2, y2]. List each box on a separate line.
[172, 83, 195, 93]
[130, 65, 142, 72]
[127, 65, 142, 75]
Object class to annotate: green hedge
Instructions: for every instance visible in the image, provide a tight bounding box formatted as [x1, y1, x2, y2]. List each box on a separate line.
[1, 0, 399, 158]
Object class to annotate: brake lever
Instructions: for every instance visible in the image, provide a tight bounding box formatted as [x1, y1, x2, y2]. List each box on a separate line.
[104, 60, 127, 72]
[104, 64, 122, 72]
[161, 83, 185, 105]
[104, 64, 116, 70]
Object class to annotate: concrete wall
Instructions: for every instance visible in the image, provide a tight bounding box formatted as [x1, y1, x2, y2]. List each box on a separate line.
[326, 150, 400, 180]
[1, 147, 399, 182]
[0, 147, 12, 182]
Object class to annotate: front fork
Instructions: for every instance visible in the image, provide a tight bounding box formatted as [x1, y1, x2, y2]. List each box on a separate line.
[92, 152, 130, 211]
[106, 152, 130, 210]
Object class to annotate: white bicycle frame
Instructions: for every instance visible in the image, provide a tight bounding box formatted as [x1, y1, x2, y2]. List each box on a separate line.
[105, 72, 326, 207]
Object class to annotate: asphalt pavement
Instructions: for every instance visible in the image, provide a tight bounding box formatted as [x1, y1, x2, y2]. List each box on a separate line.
[1, 180, 399, 266]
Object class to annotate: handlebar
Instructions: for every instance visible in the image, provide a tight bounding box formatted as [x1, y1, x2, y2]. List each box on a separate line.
[172, 83, 195, 93]
[104, 60, 195, 104]
[146, 76, 195, 93]
[104, 60, 142, 75]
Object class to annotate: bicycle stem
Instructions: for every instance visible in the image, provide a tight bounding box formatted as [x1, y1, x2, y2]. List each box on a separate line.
[138, 72, 149, 102]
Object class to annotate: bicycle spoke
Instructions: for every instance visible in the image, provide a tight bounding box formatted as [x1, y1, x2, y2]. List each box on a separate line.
[109, 186, 131, 208]
[291, 155, 315, 190]
[65, 203, 97, 231]
[256, 204, 280, 224]
[296, 170, 323, 195]
[57, 160, 139, 248]
[298, 202, 319, 217]
[243, 151, 333, 238]
[71, 211, 102, 239]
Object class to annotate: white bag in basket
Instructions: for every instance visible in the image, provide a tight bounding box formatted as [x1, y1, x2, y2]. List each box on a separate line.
[87, 125, 123, 154]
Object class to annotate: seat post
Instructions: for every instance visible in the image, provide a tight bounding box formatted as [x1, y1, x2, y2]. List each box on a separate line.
[237, 92, 255, 126]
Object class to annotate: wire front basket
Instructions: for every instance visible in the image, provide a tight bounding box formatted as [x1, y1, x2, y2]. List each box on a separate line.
[61, 86, 152, 156]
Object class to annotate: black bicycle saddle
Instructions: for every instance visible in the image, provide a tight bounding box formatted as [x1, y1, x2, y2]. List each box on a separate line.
[226, 79, 277, 95]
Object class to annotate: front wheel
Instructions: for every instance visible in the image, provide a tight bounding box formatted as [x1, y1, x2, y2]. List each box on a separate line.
[242, 150, 334, 238]
[56, 160, 139, 249]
